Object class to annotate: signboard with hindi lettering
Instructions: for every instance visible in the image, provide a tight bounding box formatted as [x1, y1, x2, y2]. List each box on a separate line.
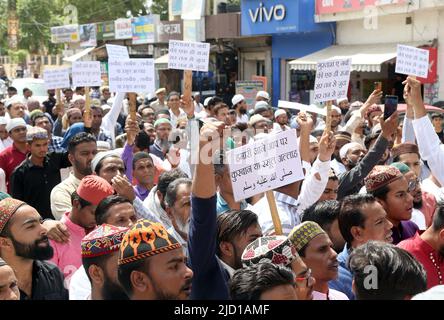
[43, 68, 71, 90]
[72, 61, 102, 87]
[395, 45, 429, 79]
[106, 44, 130, 60]
[51, 24, 79, 44]
[131, 15, 157, 44]
[227, 129, 304, 202]
[313, 58, 351, 103]
[157, 21, 183, 43]
[108, 59, 155, 93]
[168, 40, 210, 72]
[114, 18, 132, 40]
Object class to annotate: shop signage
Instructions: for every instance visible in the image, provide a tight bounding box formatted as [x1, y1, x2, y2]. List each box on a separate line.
[315, 0, 406, 15]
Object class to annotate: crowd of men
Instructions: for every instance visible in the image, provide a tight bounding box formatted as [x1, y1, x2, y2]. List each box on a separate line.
[1, 75, 444, 301]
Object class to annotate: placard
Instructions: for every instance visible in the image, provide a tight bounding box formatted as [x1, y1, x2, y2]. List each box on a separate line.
[278, 100, 326, 116]
[108, 59, 155, 93]
[235, 80, 264, 110]
[395, 44, 429, 79]
[43, 68, 71, 90]
[313, 58, 351, 103]
[106, 44, 130, 60]
[114, 18, 132, 40]
[227, 129, 304, 202]
[168, 40, 210, 72]
[72, 61, 102, 87]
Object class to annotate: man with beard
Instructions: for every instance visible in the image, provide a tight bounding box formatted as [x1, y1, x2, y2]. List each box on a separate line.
[117, 219, 193, 300]
[232, 94, 248, 124]
[273, 109, 290, 132]
[0, 257, 20, 300]
[364, 132, 390, 165]
[337, 98, 350, 117]
[336, 111, 398, 200]
[165, 178, 192, 249]
[398, 204, 444, 289]
[0, 198, 68, 300]
[49, 175, 114, 283]
[43, 90, 57, 120]
[90, 106, 112, 146]
[69, 196, 137, 300]
[50, 133, 97, 220]
[329, 194, 393, 299]
[80, 224, 129, 300]
[329, 106, 343, 132]
[289, 221, 348, 300]
[330, 131, 352, 175]
[392, 143, 437, 228]
[365, 165, 418, 244]
[150, 118, 172, 160]
[10, 127, 72, 220]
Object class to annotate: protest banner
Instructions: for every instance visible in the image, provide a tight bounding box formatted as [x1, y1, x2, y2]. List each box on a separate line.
[43, 68, 71, 90]
[235, 80, 264, 110]
[168, 40, 210, 72]
[313, 58, 351, 104]
[278, 100, 326, 116]
[106, 44, 130, 60]
[395, 44, 429, 79]
[72, 61, 101, 88]
[227, 129, 304, 234]
[108, 59, 155, 93]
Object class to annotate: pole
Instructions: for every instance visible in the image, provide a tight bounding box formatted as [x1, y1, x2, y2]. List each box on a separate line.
[325, 100, 332, 133]
[128, 92, 137, 121]
[265, 190, 283, 235]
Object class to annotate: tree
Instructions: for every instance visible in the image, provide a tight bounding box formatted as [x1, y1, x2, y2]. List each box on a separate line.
[150, 0, 168, 20]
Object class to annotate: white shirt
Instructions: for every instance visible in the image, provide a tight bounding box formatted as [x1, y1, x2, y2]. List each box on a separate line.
[421, 178, 444, 203]
[194, 101, 203, 114]
[412, 116, 444, 186]
[101, 92, 124, 148]
[236, 114, 249, 124]
[251, 158, 331, 235]
[411, 208, 427, 231]
[169, 108, 186, 128]
[331, 158, 346, 176]
[69, 266, 91, 300]
[272, 123, 291, 133]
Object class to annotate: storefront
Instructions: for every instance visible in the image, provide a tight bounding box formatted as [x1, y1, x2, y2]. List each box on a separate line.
[240, 0, 335, 106]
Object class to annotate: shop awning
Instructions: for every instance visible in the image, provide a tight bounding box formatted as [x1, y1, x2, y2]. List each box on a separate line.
[63, 47, 96, 63]
[155, 54, 169, 65]
[289, 42, 427, 72]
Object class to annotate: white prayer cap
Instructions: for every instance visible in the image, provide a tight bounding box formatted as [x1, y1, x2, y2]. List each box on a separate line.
[274, 109, 286, 118]
[91, 149, 122, 173]
[0, 117, 7, 126]
[255, 101, 269, 110]
[249, 114, 268, 127]
[231, 94, 245, 107]
[256, 91, 270, 101]
[6, 118, 26, 132]
[330, 105, 342, 114]
[204, 97, 212, 107]
[155, 88, 166, 95]
[337, 97, 348, 104]
[96, 141, 111, 152]
[101, 104, 111, 112]
[339, 142, 365, 159]
[5, 96, 23, 108]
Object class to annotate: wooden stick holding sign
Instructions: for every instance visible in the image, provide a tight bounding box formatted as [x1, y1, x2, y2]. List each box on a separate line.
[265, 191, 283, 235]
[84, 86, 91, 115]
[325, 101, 332, 133]
[183, 70, 193, 103]
[128, 93, 137, 121]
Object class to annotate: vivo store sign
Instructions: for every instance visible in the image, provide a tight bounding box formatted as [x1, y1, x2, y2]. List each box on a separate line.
[241, 0, 298, 35]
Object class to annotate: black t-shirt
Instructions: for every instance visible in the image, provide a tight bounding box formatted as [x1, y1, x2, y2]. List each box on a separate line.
[437, 130, 444, 144]
[19, 260, 68, 300]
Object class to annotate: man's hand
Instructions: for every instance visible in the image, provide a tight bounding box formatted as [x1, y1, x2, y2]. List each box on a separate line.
[318, 130, 336, 162]
[125, 117, 140, 146]
[181, 94, 195, 118]
[83, 110, 92, 129]
[112, 173, 136, 202]
[379, 111, 399, 140]
[166, 146, 181, 168]
[296, 111, 313, 132]
[361, 90, 383, 117]
[403, 76, 426, 118]
[43, 220, 70, 244]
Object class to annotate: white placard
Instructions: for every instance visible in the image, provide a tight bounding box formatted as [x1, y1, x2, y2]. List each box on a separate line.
[106, 44, 130, 60]
[313, 58, 351, 103]
[395, 45, 429, 78]
[108, 59, 155, 93]
[278, 100, 327, 116]
[43, 68, 71, 90]
[72, 61, 101, 87]
[168, 40, 210, 72]
[227, 129, 304, 202]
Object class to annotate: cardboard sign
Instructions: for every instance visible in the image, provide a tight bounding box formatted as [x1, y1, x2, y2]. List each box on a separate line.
[43, 68, 71, 90]
[168, 40, 210, 72]
[108, 59, 155, 93]
[227, 129, 304, 202]
[278, 100, 326, 116]
[106, 44, 130, 60]
[72, 61, 102, 87]
[395, 44, 429, 79]
[313, 58, 351, 103]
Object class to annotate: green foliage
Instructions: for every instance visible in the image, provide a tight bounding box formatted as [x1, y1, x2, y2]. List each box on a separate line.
[9, 49, 28, 63]
[150, 0, 168, 20]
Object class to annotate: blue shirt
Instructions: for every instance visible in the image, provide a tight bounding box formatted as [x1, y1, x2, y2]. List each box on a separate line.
[216, 192, 248, 215]
[329, 244, 355, 300]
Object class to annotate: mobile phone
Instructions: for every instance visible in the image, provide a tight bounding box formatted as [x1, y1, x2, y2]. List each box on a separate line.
[374, 81, 382, 91]
[384, 95, 398, 120]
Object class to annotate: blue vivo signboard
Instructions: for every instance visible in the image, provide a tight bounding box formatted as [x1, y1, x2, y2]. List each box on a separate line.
[241, 0, 327, 36]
